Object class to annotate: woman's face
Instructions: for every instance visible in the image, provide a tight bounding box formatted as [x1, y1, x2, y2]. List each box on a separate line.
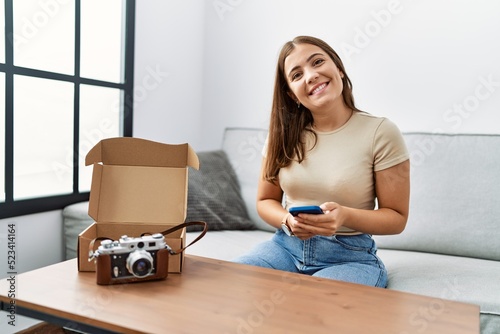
[284, 43, 344, 113]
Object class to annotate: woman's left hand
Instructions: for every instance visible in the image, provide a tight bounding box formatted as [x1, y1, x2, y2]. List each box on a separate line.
[293, 202, 346, 239]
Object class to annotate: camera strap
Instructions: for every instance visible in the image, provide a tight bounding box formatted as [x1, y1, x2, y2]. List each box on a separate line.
[88, 221, 208, 261]
[152, 221, 208, 255]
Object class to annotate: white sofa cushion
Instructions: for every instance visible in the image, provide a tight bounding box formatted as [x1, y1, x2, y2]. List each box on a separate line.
[186, 230, 274, 261]
[374, 133, 500, 261]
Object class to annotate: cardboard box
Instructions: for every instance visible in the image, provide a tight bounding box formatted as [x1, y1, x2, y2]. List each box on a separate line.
[78, 137, 199, 273]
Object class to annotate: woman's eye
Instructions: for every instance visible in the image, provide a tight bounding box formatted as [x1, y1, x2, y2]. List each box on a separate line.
[313, 58, 325, 66]
[291, 72, 302, 81]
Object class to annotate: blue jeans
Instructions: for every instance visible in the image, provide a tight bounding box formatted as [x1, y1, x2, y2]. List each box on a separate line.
[234, 230, 388, 288]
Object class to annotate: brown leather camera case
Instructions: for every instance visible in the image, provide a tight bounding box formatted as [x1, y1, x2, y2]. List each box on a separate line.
[96, 248, 170, 285]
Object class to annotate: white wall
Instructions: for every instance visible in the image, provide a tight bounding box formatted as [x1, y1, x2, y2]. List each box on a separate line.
[204, 0, 500, 147]
[0, 212, 62, 332]
[0, 210, 63, 280]
[133, 0, 207, 149]
[135, 0, 500, 151]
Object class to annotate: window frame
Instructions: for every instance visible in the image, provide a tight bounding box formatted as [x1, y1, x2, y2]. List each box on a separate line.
[0, 0, 135, 219]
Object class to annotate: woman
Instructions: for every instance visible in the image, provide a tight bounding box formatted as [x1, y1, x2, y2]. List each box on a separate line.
[235, 36, 410, 288]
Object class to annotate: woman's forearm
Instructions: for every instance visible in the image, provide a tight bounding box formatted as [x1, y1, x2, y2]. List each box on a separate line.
[257, 199, 288, 229]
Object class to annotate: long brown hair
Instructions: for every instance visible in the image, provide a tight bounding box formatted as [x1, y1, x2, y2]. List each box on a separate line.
[264, 36, 360, 183]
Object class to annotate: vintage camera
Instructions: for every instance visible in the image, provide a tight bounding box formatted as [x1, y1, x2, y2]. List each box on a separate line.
[93, 233, 172, 285]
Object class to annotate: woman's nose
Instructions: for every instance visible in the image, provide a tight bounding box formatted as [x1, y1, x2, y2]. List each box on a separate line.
[305, 69, 319, 84]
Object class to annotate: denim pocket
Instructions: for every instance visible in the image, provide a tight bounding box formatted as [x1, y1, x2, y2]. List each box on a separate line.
[332, 234, 374, 252]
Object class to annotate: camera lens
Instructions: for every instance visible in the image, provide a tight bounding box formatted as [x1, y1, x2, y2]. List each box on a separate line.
[126, 250, 154, 278]
[134, 260, 150, 275]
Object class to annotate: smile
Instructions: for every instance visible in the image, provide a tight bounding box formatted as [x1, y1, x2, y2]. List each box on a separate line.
[310, 82, 328, 95]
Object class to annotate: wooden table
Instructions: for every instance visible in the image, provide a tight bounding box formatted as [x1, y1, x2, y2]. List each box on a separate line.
[0, 255, 479, 334]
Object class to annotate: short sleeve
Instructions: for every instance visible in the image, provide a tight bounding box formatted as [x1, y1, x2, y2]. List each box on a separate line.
[373, 118, 409, 171]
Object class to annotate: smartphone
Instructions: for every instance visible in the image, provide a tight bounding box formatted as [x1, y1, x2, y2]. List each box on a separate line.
[289, 205, 324, 216]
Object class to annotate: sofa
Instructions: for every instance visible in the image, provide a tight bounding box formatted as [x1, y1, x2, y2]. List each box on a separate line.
[63, 127, 500, 333]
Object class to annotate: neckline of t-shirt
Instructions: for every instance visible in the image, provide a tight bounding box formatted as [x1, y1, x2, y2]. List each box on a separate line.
[312, 110, 357, 135]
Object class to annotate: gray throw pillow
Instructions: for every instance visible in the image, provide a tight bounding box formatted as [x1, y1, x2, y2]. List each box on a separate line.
[186, 150, 256, 231]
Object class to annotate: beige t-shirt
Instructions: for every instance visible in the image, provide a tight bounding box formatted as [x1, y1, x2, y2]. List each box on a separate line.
[278, 112, 409, 234]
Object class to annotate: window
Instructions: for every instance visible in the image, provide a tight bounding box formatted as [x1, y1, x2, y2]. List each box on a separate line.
[0, 0, 135, 218]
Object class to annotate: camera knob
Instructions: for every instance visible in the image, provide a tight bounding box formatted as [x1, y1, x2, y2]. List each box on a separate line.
[152, 233, 163, 239]
[101, 240, 113, 248]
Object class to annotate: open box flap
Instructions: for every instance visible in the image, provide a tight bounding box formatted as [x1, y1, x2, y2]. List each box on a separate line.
[85, 137, 199, 170]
